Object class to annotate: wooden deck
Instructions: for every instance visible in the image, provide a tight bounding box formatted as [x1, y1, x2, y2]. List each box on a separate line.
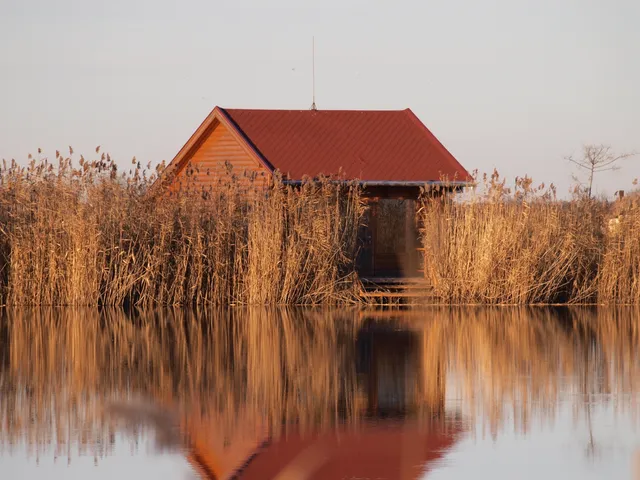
[359, 277, 434, 306]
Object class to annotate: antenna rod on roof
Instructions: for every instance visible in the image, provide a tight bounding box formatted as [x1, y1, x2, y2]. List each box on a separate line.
[310, 36, 317, 111]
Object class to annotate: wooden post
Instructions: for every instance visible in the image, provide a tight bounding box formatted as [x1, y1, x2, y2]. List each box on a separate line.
[370, 199, 378, 277]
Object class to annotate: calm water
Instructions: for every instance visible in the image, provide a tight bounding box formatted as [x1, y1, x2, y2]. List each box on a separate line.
[1, 308, 639, 479]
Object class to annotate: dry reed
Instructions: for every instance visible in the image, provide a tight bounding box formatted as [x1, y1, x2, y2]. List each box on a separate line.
[419, 172, 639, 304]
[0, 151, 364, 306]
[4, 150, 639, 306]
[597, 192, 640, 303]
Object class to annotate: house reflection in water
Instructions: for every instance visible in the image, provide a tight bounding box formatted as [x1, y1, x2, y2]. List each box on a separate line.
[185, 317, 464, 480]
[356, 320, 447, 419]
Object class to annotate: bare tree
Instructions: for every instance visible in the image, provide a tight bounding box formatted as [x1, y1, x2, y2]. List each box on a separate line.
[566, 144, 636, 198]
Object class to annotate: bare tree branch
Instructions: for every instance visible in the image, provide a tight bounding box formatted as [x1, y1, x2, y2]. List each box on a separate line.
[566, 144, 637, 198]
[593, 165, 620, 173]
[565, 157, 592, 170]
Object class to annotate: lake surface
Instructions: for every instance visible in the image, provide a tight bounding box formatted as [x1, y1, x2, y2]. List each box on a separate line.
[1, 307, 639, 479]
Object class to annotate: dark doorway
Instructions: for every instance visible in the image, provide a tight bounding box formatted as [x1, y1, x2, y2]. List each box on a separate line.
[356, 199, 420, 278]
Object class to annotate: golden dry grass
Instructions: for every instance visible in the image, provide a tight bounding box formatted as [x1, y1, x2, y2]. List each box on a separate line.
[0, 151, 364, 306]
[3, 151, 639, 306]
[597, 192, 640, 303]
[419, 172, 640, 304]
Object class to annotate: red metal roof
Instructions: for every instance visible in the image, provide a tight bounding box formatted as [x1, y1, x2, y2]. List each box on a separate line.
[220, 108, 470, 183]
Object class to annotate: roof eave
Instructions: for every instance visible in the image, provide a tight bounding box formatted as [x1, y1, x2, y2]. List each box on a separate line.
[282, 179, 474, 188]
[364, 180, 473, 188]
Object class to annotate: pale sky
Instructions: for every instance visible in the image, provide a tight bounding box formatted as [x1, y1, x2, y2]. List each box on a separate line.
[1, 0, 639, 197]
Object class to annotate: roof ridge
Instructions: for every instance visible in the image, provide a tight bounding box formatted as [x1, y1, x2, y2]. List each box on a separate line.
[222, 107, 409, 113]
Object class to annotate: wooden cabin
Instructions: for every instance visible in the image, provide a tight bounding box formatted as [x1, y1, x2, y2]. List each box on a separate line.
[159, 107, 471, 278]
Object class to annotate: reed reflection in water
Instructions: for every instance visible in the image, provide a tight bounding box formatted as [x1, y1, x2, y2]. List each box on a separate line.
[0, 307, 639, 479]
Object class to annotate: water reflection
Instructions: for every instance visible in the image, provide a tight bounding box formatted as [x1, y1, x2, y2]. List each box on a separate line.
[0, 308, 639, 478]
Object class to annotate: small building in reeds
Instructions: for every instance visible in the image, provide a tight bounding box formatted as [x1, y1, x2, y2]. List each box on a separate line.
[160, 107, 471, 278]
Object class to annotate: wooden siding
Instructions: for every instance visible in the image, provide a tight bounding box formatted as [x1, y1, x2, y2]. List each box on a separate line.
[171, 120, 270, 190]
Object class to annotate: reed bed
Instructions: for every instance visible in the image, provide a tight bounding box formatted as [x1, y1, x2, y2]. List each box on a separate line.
[0, 151, 364, 306]
[597, 192, 640, 303]
[419, 172, 640, 304]
[3, 150, 639, 306]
